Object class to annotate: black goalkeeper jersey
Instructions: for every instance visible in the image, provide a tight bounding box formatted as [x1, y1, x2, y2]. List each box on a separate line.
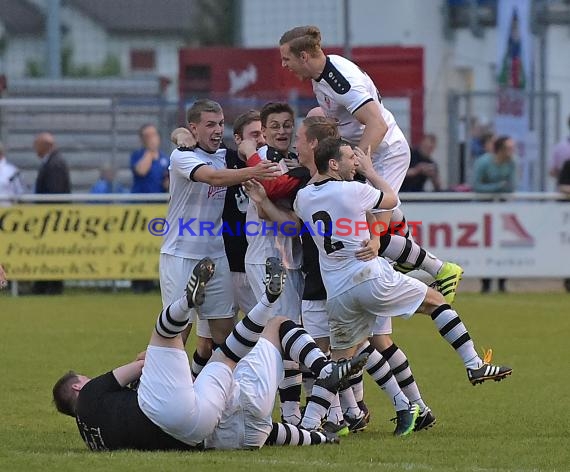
[75, 372, 195, 452]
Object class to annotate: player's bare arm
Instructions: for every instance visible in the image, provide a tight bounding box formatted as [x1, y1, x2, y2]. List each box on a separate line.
[192, 161, 280, 187]
[243, 180, 300, 230]
[112, 359, 145, 387]
[353, 101, 388, 155]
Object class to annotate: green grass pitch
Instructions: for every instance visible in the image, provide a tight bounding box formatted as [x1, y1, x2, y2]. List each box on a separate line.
[0, 291, 568, 471]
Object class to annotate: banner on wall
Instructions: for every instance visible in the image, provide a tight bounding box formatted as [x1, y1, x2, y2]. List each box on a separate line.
[496, 0, 535, 191]
[0, 204, 166, 280]
[403, 201, 570, 277]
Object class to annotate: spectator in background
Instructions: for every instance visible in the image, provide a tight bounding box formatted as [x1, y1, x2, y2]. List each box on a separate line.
[0, 140, 25, 206]
[34, 133, 71, 195]
[90, 164, 129, 195]
[550, 115, 570, 181]
[0, 264, 7, 289]
[557, 159, 570, 301]
[401, 134, 441, 192]
[477, 132, 495, 159]
[473, 135, 517, 294]
[131, 124, 169, 194]
[130, 124, 168, 293]
[33, 132, 71, 295]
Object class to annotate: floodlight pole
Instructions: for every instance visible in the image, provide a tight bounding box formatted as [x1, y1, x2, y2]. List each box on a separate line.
[46, 0, 62, 78]
[343, 0, 352, 59]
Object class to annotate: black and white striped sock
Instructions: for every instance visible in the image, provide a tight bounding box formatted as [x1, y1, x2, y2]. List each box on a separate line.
[154, 297, 191, 338]
[219, 294, 274, 362]
[349, 370, 364, 403]
[279, 360, 302, 425]
[358, 341, 410, 411]
[190, 350, 210, 380]
[339, 385, 361, 418]
[431, 304, 481, 369]
[381, 343, 427, 412]
[266, 422, 329, 446]
[380, 233, 443, 276]
[279, 320, 329, 375]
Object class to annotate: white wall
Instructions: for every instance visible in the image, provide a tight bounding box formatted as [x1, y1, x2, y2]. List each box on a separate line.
[2, 37, 44, 77]
[61, 5, 108, 68]
[108, 35, 182, 100]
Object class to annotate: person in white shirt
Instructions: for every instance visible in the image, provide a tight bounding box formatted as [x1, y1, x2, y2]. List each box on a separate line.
[0, 141, 25, 206]
[279, 25, 464, 304]
[238, 102, 307, 425]
[293, 137, 512, 434]
[159, 99, 280, 349]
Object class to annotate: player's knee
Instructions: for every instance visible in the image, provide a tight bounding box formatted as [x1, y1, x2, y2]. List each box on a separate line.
[420, 287, 446, 313]
[371, 333, 393, 351]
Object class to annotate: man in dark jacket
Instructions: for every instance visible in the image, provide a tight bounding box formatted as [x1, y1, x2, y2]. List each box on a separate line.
[33, 132, 71, 294]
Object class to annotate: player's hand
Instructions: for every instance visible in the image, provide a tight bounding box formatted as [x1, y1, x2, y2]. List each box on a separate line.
[0, 264, 7, 289]
[242, 179, 268, 204]
[171, 128, 197, 149]
[283, 158, 301, 170]
[355, 239, 380, 261]
[251, 160, 281, 180]
[135, 350, 146, 362]
[354, 146, 373, 177]
[238, 139, 258, 160]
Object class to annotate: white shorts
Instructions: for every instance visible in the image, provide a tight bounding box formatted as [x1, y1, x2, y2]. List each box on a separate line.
[231, 271, 257, 315]
[204, 338, 284, 450]
[326, 261, 427, 349]
[301, 299, 330, 340]
[159, 254, 235, 320]
[246, 263, 303, 323]
[372, 317, 393, 335]
[138, 345, 233, 446]
[372, 131, 411, 193]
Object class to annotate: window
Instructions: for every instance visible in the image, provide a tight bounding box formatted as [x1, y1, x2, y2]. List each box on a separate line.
[130, 50, 156, 71]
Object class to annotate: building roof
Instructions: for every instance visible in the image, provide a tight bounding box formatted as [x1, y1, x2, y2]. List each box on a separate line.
[67, 0, 195, 34]
[0, 0, 44, 35]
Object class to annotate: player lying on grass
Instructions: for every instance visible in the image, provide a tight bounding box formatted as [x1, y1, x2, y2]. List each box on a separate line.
[53, 257, 367, 451]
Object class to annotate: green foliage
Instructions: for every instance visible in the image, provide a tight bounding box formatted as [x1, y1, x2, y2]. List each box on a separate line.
[25, 49, 121, 78]
[0, 292, 568, 471]
[25, 60, 44, 78]
[191, 0, 236, 45]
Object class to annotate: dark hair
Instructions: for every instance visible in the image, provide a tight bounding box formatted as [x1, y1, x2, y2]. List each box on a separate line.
[279, 26, 322, 57]
[186, 99, 223, 124]
[303, 116, 339, 142]
[53, 371, 80, 417]
[422, 133, 437, 143]
[260, 102, 294, 127]
[314, 137, 349, 173]
[494, 135, 511, 153]
[138, 123, 156, 138]
[233, 110, 261, 137]
[481, 132, 495, 146]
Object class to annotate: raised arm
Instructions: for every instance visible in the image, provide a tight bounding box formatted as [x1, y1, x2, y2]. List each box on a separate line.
[353, 101, 388, 156]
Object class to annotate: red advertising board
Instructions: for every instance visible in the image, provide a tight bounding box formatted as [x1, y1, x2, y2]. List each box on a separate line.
[179, 46, 424, 143]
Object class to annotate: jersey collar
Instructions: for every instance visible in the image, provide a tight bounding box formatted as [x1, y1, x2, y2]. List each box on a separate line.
[315, 56, 333, 82]
[313, 177, 339, 186]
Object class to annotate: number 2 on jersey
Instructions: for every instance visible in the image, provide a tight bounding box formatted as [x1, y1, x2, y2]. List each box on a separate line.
[312, 211, 345, 254]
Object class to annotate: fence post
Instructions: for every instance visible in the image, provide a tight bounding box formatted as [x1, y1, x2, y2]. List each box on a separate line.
[110, 97, 117, 171]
